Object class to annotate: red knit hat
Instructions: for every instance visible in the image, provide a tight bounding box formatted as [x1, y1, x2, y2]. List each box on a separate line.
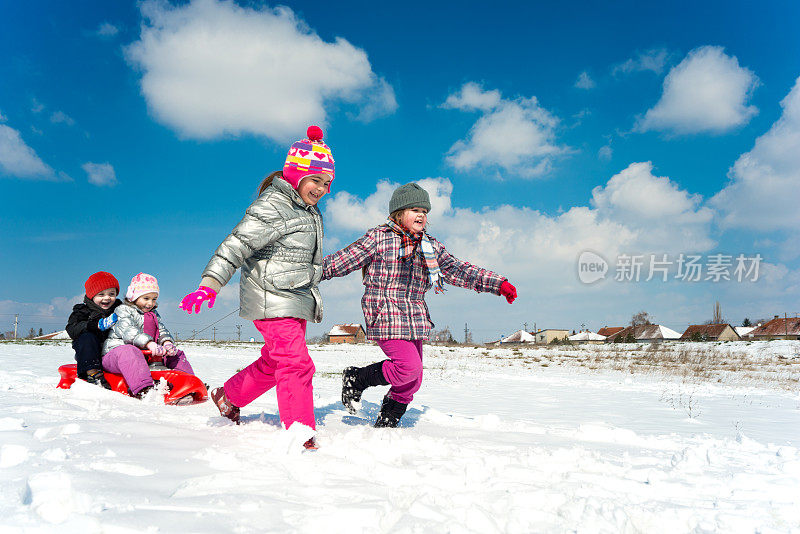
[84, 271, 120, 299]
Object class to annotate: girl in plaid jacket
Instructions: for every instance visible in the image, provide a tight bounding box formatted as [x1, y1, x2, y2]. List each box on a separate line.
[323, 183, 517, 427]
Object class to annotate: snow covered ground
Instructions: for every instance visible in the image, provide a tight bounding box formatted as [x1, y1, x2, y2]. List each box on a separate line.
[1, 340, 798, 533]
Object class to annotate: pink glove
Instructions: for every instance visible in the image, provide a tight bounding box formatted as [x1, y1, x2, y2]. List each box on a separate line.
[163, 341, 178, 356]
[499, 280, 517, 304]
[179, 286, 217, 314]
[146, 341, 166, 357]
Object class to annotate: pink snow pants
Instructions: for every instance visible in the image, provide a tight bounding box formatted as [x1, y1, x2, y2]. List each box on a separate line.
[379, 339, 424, 404]
[102, 345, 195, 395]
[223, 317, 316, 430]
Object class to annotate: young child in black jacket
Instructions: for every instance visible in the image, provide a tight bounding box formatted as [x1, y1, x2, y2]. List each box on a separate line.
[65, 271, 122, 388]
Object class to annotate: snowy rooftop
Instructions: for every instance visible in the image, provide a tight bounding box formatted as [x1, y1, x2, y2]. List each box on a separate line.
[568, 331, 606, 341]
[328, 324, 364, 336]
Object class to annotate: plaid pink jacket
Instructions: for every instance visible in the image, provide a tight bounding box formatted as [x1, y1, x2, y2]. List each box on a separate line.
[322, 226, 506, 341]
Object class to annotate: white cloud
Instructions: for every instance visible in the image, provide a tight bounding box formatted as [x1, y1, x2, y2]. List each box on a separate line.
[31, 99, 44, 114]
[50, 111, 75, 126]
[82, 162, 118, 187]
[711, 76, 800, 257]
[442, 82, 501, 112]
[0, 124, 54, 179]
[443, 83, 568, 178]
[574, 71, 596, 90]
[0, 110, 6, 122]
[125, 0, 396, 141]
[591, 162, 715, 252]
[636, 46, 758, 135]
[96, 22, 119, 37]
[613, 48, 670, 76]
[598, 145, 612, 161]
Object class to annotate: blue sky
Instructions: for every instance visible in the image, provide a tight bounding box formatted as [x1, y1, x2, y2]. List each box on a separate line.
[2, 0, 799, 341]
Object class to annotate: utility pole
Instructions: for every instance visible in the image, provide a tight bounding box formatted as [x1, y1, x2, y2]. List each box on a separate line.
[524, 322, 528, 332]
[14, 314, 19, 340]
[464, 323, 468, 344]
[533, 322, 537, 344]
[236, 324, 242, 342]
[212, 326, 217, 342]
[192, 329, 198, 340]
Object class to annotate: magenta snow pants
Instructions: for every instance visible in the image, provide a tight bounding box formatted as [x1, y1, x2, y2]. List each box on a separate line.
[378, 339, 424, 404]
[223, 317, 316, 430]
[102, 345, 195, 395]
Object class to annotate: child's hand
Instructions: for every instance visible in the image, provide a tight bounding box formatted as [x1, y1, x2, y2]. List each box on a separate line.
[179, 286, 217, 314]
[499, 280, 517, 304]
[163, 342, 178, 356]
[146, 341, 166, 357]
[98, 313, 118, 331]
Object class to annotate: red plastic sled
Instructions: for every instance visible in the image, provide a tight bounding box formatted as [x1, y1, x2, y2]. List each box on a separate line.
[57, 360, 208, 406]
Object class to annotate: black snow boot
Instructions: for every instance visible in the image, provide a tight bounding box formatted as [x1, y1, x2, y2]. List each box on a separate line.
[85, 368, 112, 390]
[374, 395, 408, 428]
[342, 361, 389, 414]
[133, 385, 154, 399]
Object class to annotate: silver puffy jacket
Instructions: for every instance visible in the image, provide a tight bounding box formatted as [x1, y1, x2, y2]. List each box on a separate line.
[103, 302, 173, 355]
[200, 177, 324, 322]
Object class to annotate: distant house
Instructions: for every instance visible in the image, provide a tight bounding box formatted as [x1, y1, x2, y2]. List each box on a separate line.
[327, 324, 366, 344]
[568, 331, 606, 344]
[33, 330, 71, 340]
[535, 329, 570, 344]
[609, 324, 681, 343]
[749, 316, 800, 340]
[734, 326, 755, 338]
[597, 327, 624, 338]
[680, 324, 740, 342]
[499, 330, 536, 344]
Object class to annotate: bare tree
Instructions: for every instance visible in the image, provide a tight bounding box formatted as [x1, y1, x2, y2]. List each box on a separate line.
[631, 311, 653, 327]
[712, 301, 724, 324]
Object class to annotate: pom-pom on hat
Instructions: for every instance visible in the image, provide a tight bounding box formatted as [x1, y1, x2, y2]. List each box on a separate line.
[126, 272, 160, 303]
[389, 183, 431, 214]
[282, 125, 335, 191]
[84, 271, 120, 299]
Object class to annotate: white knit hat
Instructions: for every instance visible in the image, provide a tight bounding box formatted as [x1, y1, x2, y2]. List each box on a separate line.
[126, 272, 159, 302]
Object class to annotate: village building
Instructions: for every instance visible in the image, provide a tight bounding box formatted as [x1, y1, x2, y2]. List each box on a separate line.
[608, 324, 681, 343]
[748, 316, 800, 340]
[326, 324, 367, 344]
[535, 329, 570, 344]
[498, 330, 536, 344]
[735, 326, 755, 338]
[680, 324, 741, 342]
[568, 331, 606, 344]
[597, 326, 624, 338]
[33, 330, 71, 340]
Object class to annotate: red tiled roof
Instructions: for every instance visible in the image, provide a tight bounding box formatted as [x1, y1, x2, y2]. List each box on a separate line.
[749, 317, 800, 337]
[597, 327, 624, 337]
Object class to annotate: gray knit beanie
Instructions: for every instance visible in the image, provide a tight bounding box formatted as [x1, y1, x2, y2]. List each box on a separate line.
[389, 183, 431, 214]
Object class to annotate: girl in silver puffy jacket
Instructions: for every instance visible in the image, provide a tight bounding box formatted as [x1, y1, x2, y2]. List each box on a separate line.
[180, 126, 334, 449]
[103, 273, 195, 398]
